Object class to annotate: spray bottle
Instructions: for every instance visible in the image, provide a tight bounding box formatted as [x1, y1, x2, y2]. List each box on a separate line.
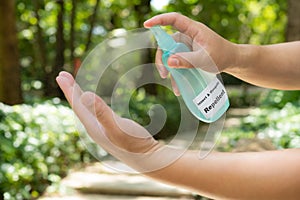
[150, 26, 230, 123]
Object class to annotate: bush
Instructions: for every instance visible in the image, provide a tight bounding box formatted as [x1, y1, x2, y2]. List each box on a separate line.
[242, 103, 300, 149]
[128, 86, 181, 139]
[0, 99, 92, 200]
[220, 90, 300, 150]
[261, 90, 300, 109]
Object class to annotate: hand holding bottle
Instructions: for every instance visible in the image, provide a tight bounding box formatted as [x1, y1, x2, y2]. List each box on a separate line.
[149, 26, 229, 122]
[145, 12, 300, 91]
[144, 12, 237, 79]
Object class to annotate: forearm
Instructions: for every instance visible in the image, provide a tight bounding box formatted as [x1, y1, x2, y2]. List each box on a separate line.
[147, 149, 300, 200]
[225, 41, 300, 90]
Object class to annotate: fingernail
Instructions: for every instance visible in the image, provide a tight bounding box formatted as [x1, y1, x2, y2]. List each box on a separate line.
[56, 77, 61, 86]
[144, 17, 155, 27]
[58, 71, 70, 78]
[169, 57, 179, 67]
[161, 73, 168, 79]
[158, 69, 168, 79]
[56, 76, 66, 84]
[174, 92, 181, 96]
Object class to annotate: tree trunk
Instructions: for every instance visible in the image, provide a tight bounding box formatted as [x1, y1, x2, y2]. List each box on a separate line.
[70, 0, 77, 63]
[45, 0, 65, 97]
[0, 0, 23, 105]
[85, 0, 101, 52]
[134, 1, 157, 95]
[286, 0, 300, 41]
[33, 0, 48, 91]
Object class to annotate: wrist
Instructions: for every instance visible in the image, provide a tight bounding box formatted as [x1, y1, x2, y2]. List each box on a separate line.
[216, 41, 240, 73]
[224, 43, 261, 75]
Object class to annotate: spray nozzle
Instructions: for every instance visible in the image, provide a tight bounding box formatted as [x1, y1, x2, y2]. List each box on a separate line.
[150, 26, 177, 51]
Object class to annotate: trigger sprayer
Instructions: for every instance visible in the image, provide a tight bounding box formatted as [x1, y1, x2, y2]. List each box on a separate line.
[150, 26, 230, 123]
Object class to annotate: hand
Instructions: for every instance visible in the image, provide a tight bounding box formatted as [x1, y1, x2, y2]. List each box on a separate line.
[56, 71, 180, 172]
[144, 12, 237, 95]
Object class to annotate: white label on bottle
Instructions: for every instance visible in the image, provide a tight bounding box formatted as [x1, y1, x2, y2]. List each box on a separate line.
[193, 78, 228, 119]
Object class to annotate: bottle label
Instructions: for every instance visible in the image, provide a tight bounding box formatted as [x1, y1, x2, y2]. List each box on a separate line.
[193, 78, 228, 119]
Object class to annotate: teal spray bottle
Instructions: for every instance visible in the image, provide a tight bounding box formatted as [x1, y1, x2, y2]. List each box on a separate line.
[150, 26, 230, 123]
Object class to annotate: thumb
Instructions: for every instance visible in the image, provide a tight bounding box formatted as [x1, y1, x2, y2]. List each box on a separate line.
[80, 91, 115, 129]
[168, 50, 219, 73]
[168, 53, 195, 69]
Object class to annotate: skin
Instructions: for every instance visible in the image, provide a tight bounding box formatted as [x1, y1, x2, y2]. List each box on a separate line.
[56, 72, 300, 200]
[144, 12, 300, 93]
[57, 12, 300, 200]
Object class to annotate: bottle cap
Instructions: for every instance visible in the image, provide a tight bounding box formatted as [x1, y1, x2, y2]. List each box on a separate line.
[150, 26, 176, 51]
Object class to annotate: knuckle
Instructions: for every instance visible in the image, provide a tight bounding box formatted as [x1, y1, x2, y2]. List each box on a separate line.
[169, 12, 181, 18]
[95, 108, 104, 120]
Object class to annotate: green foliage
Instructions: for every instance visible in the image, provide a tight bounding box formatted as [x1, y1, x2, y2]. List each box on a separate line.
[243, 89, 300, 149]
[218, 128, 256, 152]
[226, 86, 267, 108]
[261, 90, 300, 109]
[165, 0, 287, 44]
[242, 103, 300, 149]
[15, 0, 288, 99]
[111, 84, 182, 139]
[128, 85, 181, 139]
[221, 89, 300, 150]
[0, 100, 92, 199]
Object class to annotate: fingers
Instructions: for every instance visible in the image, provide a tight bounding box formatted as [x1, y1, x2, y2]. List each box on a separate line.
[58, 71, 75, 83]
[155, 32, 194, 78]
[144, 12, 197, 37]
[155, 49, 169, 79]
[56, 71, 117, 132]
[80, 91, 158, 154]
[168, 52, 197, 69]
[56, 71, 74, 93]
[56, 71, 75, 104]
[169, 50, 219, 73]
[172, 32, 193, 49]
[170, 76, 180, 96]
[80, 91, 116, 130]
[56, 71, 83, 106]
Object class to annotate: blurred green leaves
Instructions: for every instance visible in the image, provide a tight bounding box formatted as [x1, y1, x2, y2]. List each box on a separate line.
[166, 0, 287, 44]
[0, 100, 93, 199]
[16, 0, 288, 99]
[128, 85, 182, 139]
[221, 90, 300, 151]
[4, 0, 297, 198]
[243, 102, 300, 149]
